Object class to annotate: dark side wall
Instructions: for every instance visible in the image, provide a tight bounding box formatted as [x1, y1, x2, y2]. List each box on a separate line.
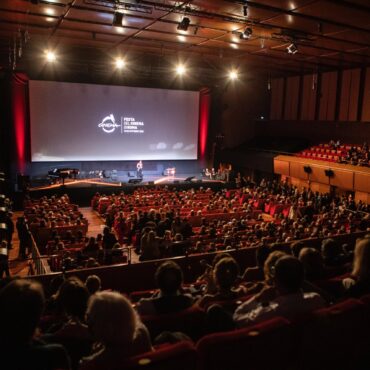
[209, 74, 270, 150]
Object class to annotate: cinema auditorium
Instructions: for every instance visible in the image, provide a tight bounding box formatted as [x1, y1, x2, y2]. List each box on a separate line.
[1, 1, 370, 369]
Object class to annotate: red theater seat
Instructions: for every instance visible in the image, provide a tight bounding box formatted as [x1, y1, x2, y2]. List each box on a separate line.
[301, 299, 368, 370]
[142, 305, 206, 341]
[196, 317, 294, 370]
[121, 341, 197, 370]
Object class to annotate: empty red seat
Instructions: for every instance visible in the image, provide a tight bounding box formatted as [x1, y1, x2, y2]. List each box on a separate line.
[301, 299, 368, 370]
[122, 341, 197, 370]
[197, 317, 294, 370]
[142, 305, 206, 341]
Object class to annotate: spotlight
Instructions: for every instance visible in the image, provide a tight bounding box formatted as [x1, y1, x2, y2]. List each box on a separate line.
[287, 42, 298, 54]
[228, 70, 238, 80]
[112, 12, 124, 27]
[240, 27, 253, 40]
[45, 50, 56, 62]
[175, 64, 186, 76]
[177, 17, 190, 31]
[115, 57, 126, 69]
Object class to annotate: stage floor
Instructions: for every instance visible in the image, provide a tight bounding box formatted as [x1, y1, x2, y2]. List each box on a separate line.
[29, 173, 224, 191]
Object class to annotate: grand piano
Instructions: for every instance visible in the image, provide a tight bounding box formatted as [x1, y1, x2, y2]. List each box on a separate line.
[48, 168, 79, 184]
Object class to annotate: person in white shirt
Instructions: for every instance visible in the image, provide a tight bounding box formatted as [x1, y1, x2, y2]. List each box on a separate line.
[234, 256, 326, 327]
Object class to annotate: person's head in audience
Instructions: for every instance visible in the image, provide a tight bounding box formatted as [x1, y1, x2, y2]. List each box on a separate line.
[290, 241, 305, 258]
[264, 250, 287, 284]
[351, 238, 370, 282]
[86, 291, 139, 348]
[85, 275, 102, 295]
[155, 261, 184, 296]
[299, 247, 324, 281]
[56, 277, 89, 321]
[321, 238, 343, 266]
[0, 279, 44, 346]
[214, 257, 240, 292]
[274, 256, 305, 295]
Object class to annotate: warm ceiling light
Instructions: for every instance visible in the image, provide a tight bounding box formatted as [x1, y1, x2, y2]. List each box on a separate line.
[177, 17, 190, 31]
[175, 64, 186, 76]
[228, 70, 239, 80]
[115, 57, 126, 69]
[240, 27, 253, 40]
[287, 42, 298, 54]
[112, 12, 124, 27]
[45, 50, 56, 62]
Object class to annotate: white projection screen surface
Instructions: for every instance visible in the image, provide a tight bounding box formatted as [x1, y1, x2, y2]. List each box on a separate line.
[29, 80, 200, 161]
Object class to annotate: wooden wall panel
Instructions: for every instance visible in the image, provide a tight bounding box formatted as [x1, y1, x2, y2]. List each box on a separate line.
[339, 69, 360, 121]
[354, 172, 370, 193]
[361, 67, 370, 122]
[284, 76, 300, 120]
[290, 161, 307, 180]
[319, 71, 337, 121]
[348, 69, 360, 121]
[301, 74, 317, 120]
[274, 159, 289, 176]
[310, 167, 330, 184]
[330, 169, 354, 190]
[270, 78, 284, 120]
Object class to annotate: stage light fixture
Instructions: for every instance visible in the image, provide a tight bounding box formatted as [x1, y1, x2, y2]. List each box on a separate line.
[115, 57, 126, 69]
[175, 64, 186, 76]
[287, 42, 298, 54]
[228, 70, 238, 80]
[177, 17, 190, 31]
[240, 27, 253, 40]
[112, 12, 124, 27]
[45, 50, 56, 62]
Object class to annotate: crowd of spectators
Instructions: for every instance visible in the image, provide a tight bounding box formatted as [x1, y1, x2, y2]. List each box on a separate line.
[1, 231, 370, 370]
[298, 141, 370, 167]
[91, 180, 369, 261]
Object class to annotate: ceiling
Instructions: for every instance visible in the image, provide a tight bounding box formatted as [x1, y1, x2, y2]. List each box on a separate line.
[0, 0, 370, 76]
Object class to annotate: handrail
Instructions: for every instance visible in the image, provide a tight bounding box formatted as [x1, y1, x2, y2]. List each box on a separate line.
[29, 230, 52, 275]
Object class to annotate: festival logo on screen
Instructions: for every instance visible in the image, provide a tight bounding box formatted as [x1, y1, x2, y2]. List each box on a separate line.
[98, 114, 121, 133]
[98, 114, 144, 134]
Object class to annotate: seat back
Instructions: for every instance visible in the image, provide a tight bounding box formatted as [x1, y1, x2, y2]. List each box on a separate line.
[123, 341, 197, 370]
[301, 298, 367, 370]
[197, 317, 294, 370]
[142, 305, 206, 341]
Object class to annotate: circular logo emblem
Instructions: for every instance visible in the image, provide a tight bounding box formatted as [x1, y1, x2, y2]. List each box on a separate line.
[98, 114, 120, 133]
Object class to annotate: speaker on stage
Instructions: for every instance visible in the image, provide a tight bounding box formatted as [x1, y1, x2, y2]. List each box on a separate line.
[184, 176, 195, 182]
[128, 178, 142, 184]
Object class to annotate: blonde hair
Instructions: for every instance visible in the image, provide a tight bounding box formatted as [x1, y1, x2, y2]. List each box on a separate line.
[87, 291, 138, 347]
[352, 238, 370, 282]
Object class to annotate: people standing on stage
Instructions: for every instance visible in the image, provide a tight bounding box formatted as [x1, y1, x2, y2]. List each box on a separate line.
[136, 160, 143, 179]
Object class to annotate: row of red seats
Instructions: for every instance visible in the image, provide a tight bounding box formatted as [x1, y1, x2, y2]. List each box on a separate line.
[117, 295, 370, 370]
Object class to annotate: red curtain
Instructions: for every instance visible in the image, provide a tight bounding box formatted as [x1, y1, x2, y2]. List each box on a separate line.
[199, 88, 211, 162]
[11, 73, 29, 174]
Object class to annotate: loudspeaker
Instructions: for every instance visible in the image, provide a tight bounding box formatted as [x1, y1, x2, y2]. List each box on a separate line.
[303, 166, 312, 174]
[128, 178, 142, 184]
[184, 176, 195, 182]
[324, 169, 334, 178]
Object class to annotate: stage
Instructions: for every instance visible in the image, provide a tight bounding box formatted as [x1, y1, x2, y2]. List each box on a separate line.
[26, 173, 229, 207]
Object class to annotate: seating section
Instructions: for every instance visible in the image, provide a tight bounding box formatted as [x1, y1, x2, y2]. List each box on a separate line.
[296, 142, 370, 167]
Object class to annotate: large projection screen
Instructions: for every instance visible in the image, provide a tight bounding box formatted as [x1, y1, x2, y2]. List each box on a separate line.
[29, 81, 200, 161]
